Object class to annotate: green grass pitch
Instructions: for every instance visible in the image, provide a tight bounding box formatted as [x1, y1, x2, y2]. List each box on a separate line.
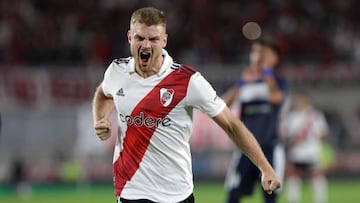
[0, 179, 359, 203]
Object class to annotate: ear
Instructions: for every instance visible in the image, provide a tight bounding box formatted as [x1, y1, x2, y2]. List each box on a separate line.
[127, 30, 132, 44]
[162, 34, 168, 48]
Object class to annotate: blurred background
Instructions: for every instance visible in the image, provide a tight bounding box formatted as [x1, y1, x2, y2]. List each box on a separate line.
[0, 0, 359, 202]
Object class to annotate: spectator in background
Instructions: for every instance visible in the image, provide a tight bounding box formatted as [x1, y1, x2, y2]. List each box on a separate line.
[281, 92, 331, 203]
[222, 38, 288, 203]
[1, 0, 360, 67]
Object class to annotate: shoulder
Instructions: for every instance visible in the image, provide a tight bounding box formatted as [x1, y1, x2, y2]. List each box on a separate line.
[112, 57, 131, 65]
[103, 57, 132, 80]
[170, 62, 197, 76]
[106, 57, 132, 73]
[312, 109, 326, 119]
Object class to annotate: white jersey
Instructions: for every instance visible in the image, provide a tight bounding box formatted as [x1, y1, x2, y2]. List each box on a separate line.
[282, 107, 329, 164]
[102, 49, 226, 202]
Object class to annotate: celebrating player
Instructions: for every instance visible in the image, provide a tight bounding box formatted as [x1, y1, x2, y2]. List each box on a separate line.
[92, 7, 281, 203]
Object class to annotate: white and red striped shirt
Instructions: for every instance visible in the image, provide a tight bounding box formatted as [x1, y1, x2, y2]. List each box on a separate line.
[282, 107, 329, 164]
[102, 49, 226, 202]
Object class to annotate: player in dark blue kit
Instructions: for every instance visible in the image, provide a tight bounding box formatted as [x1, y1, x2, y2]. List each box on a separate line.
[223, 39, 288, 203]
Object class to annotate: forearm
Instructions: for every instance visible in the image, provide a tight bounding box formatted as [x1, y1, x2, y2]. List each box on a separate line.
[92, 84, 115, 123]
[228, 120, 274, 173]
[213, 108, 273, 173]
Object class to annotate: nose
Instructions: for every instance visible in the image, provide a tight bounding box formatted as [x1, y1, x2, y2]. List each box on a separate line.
[141, 40, 151, 49]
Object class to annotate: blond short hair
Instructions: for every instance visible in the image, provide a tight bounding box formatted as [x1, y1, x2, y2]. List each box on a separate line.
[130, 7, 167, 30]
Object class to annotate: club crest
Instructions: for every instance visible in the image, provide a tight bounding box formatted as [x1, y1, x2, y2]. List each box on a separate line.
[160, 88, 175, 107]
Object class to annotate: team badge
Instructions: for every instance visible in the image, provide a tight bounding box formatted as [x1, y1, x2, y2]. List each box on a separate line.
[160, 88, 175, 107]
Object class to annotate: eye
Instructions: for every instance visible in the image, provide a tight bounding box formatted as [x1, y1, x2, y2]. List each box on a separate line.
[134, 35, 144, 41]
[150, 37, 160, 42]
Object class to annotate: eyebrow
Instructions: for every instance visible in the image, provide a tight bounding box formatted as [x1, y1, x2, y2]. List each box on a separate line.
[149, 36, 160, 40]
[134, 34, 144, 40]
[134, 34, 160, 41]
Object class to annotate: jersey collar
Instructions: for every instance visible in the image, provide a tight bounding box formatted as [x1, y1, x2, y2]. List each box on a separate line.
[157, 49, 173, 76]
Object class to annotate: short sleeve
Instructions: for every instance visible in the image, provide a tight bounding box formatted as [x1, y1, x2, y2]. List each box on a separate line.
[186, 72, 226, 117]
[101, 62, 116, 97]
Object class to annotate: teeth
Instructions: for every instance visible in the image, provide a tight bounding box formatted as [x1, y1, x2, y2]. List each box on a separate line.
[140, 51, 151, 62]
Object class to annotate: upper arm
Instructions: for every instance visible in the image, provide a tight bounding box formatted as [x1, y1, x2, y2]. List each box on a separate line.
[95, 83, 113, 101]
[211, 106, 255, 150]
[212, 106, 238, 135]
[187, 72, 226, 117]
[93, 83, 115, 122]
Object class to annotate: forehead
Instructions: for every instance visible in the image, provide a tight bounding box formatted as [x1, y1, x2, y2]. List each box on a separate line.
[130, 23, 166, 36]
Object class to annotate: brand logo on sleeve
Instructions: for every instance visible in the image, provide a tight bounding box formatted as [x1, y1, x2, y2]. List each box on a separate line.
[160, 88, 174, 107]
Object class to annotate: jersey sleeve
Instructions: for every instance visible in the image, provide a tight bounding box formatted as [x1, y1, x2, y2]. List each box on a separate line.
[101, 62, 116, 97]
[187, 72, 226, 117]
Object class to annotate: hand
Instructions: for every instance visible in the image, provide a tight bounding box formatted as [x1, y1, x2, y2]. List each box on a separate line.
[94, 118, 112, 141]
[261, 170, 282, 195]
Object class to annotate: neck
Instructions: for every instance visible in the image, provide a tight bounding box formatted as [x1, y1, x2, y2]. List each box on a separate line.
[136, 68, 158, 78]
[136, 55, 164, 78]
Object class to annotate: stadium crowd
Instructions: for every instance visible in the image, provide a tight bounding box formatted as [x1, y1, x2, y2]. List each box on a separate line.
[0, 0, 360, 67]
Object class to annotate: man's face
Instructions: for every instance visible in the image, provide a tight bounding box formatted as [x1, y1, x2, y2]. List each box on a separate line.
[128, 22, 168, 72]
[293, 95, 310, 110]
[249, 43, 279, 68]
[261, 46, 279, 68]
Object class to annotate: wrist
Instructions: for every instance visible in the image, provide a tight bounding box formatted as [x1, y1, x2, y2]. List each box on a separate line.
[262, 68, 274, 78]
[259, 163, 274, 175]
[236, 79, 246, 87]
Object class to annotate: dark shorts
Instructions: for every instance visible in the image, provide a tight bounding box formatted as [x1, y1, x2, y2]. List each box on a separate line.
[225, 144, 285, 196]
[290, 161, 317, 171]
[117, 193, 194, 203]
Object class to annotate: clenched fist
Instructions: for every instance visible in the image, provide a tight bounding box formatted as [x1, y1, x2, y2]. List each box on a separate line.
[94, 118, 112, 141]
[261, 171, 282, 195]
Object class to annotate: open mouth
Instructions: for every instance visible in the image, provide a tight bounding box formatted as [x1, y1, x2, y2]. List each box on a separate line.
[140, 51, 151, 66]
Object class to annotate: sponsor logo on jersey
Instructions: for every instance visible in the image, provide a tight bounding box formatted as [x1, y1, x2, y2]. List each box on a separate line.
[119, 112, 171, 128]
[160, 88, 174, 107]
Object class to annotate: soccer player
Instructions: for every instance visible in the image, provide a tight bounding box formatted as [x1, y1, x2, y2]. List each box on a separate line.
[281, 92, 330, 203]
[92, 7, 281, 203]
[222, 39, 288, 203]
